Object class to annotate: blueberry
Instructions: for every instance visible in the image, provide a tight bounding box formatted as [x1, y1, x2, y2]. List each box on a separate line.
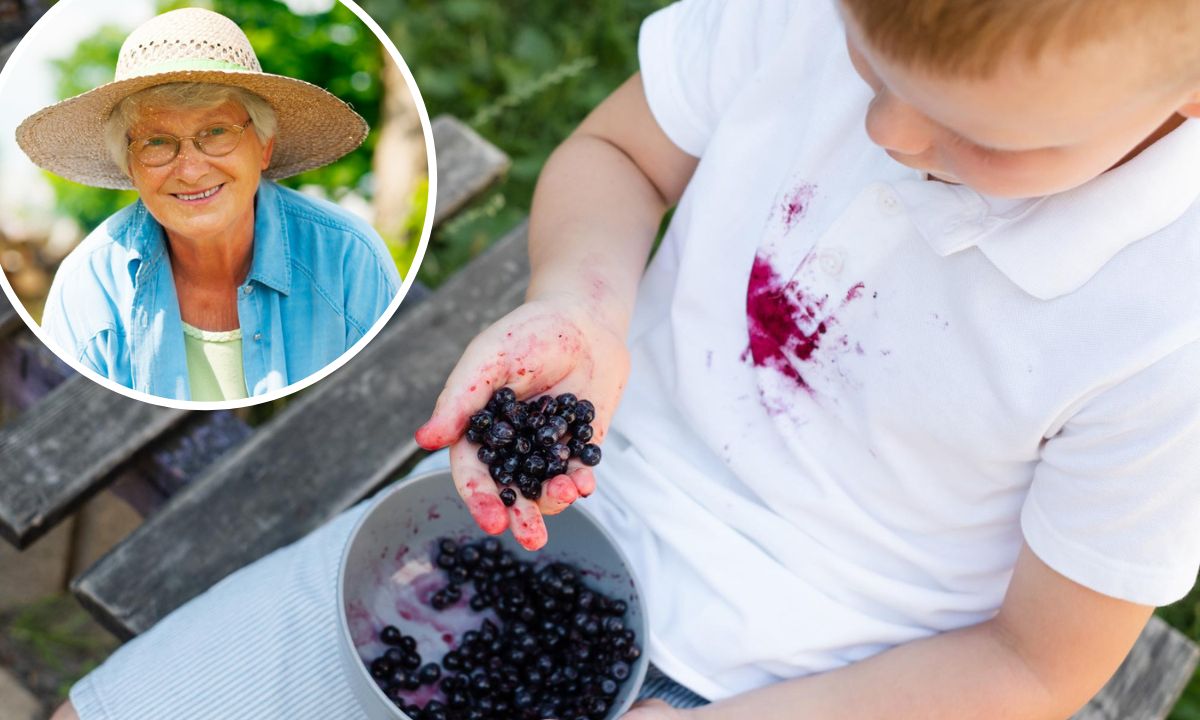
[497, 472, 515, 486]
[371, 657, 392, 675]
[579, 443, 602, 466]
[501, 455, 521, 474]
[438, 538, 459, 556]
[385, 647, 405, 665]
[521, 481, 543, 501]
[522, 453, 547, 478]
[571, 423, 594, 443]
[460, 545, 481, 566]
[567, 438, 585, 457]
[418, 663, 442, 685]
[549, 441, 573, 463]
[513, 435, 533, 455]
[505, 402, 530, 428]
[399, 635, 417, 653]
[488, 463, 506, 482]
[545, 458, 567, 478]
[477, 445, 498, 465]
[499, 488, 517, 507]
[469, 410, 494, 432]
[493, 387, 516, 406]
[555, 392, 578, 409]
[480, 538, 501, 556]
[380, 625, 403, 645]
[485, 421, 515, 447]
[465, 427, 484, 444]
[535, 425, 558, 447]
[575, 399, 596, 424]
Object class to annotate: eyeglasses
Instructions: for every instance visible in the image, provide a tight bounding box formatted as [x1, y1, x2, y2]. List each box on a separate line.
[127, 120, 254, 168]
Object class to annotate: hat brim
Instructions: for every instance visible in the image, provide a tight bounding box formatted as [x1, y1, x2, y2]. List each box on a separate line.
[15, 69, 368, 190]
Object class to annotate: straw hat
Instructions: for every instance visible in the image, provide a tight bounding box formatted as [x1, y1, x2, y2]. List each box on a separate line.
[15, 8, 368, 190]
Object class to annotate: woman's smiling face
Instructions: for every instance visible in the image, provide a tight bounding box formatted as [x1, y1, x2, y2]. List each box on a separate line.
[127, 100, 274, 244]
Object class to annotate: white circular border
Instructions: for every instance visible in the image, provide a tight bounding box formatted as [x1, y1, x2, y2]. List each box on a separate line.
[0, 0, 438, 411]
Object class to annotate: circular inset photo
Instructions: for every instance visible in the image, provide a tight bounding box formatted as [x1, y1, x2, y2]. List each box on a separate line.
[0, 0, 435, 408]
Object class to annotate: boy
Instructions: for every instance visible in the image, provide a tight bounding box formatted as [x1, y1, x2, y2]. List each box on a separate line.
[59, 0, 1200, 718]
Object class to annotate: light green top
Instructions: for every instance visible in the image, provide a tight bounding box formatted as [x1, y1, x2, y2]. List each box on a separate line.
[182, 322, 248, 402]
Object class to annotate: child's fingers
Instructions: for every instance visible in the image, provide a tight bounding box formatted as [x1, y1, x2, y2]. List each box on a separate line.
[448, 439, 509, 535]
[567, 466, 597, 497]
[507, 494, 549, 550]
[536, 475, 580, 516]
[415, 357, 508, 450]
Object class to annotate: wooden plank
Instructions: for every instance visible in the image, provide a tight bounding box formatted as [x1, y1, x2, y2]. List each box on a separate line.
[1073, 615, 1199, 720]
[0, 378, 186, 547]
[73, 220, 531, 638]
[431, 115, 510, 224]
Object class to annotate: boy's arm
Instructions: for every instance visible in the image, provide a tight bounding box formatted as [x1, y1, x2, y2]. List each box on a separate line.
[631, 543, 1152, 720]
[526, 71, 698, 335]
[416, 73, 697, 547]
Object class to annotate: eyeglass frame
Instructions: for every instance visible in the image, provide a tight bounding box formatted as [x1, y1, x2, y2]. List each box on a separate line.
[126, 119, 255, 168]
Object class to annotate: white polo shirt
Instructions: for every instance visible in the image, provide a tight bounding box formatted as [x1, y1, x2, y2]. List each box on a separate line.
[581, 0, 1200, 701]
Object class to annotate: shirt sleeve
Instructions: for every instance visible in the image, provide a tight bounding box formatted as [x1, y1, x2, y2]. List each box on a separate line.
[41, 260, 116, 377]
[1021, 341, 1200, 606]
[638, 0, 816, 157]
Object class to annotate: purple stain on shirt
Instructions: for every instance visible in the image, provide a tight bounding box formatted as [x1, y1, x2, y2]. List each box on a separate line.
[780, 183, 817, 230]
[745, 252, 868, 403]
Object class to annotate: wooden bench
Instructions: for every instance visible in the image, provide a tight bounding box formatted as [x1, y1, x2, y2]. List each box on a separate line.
[1, 19, 1197, 720]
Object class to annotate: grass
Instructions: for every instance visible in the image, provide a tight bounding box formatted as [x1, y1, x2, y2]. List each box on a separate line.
[0, 594, 120, 708]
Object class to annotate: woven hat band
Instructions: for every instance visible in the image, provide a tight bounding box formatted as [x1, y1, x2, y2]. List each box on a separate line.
[131, 58, 252, 77]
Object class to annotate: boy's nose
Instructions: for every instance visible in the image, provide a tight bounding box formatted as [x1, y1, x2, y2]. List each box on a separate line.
[865, 91, 935, 158]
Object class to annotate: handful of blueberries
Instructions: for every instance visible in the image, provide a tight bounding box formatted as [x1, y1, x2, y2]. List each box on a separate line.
[467, 387, 603, 507]
[366, 536, 642, 720]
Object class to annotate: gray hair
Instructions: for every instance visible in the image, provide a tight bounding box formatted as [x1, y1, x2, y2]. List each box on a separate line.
[105, 82, 278, 176]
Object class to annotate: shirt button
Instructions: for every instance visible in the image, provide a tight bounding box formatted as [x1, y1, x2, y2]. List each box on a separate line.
[818, 248, 845, 276]
[253, 332, 262, 342]
[243, 285, 253, 296]
[875, 186, 902, 216]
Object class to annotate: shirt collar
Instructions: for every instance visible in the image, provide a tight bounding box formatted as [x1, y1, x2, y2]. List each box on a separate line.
[122, 179, 294, 295]
[246, 180, 292, 295]
[892, 119, 1200, 300]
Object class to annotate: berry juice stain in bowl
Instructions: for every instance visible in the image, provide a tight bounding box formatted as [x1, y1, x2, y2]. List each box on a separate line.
[338, 470, 649, 720]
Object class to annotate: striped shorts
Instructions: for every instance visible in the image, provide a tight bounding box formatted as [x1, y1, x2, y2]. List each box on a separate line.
[70, 454, 709, 718]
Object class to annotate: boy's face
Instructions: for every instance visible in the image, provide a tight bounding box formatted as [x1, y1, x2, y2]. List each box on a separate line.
[843, 16, 1200, 198]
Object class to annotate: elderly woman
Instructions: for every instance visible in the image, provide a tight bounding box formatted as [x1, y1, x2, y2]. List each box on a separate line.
[16, 8, 402, 401]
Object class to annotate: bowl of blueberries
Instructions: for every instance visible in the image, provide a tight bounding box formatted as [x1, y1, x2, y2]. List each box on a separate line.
[337, 394, 648, 720]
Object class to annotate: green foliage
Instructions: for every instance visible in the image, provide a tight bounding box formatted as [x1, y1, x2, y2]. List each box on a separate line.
[361, 0, 672, 286]
[1159, 578, 1200, 719]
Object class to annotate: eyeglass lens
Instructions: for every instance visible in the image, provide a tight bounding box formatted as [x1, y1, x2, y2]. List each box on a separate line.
[133, 123, 246, 167]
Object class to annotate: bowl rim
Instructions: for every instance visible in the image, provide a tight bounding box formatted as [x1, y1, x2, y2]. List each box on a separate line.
[334, 467, 652, 718]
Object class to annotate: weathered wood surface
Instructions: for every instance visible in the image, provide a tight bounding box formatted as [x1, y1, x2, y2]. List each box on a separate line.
[73, 221, 530, 638]
[1074, 615, 1199, 720]
[431, 115, 510, 224]
[0, 378, 186, 547]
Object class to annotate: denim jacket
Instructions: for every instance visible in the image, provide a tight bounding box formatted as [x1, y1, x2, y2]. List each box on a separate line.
[41, 180, 401, 400]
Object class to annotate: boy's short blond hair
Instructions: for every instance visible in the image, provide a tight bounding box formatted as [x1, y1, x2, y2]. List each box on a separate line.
[840, 0, 1199, 82]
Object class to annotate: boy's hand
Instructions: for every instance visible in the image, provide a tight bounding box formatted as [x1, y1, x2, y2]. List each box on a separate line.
[415, 293, 631, 550]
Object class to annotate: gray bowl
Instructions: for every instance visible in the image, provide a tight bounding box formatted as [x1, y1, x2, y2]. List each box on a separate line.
[337, 469, 649, 719]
